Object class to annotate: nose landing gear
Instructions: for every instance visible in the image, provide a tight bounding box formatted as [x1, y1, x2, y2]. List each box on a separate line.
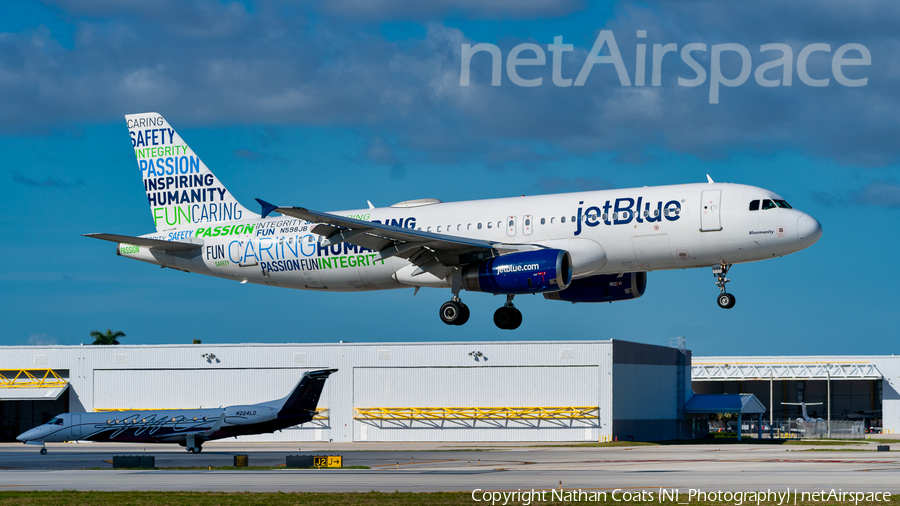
[493, 295, 522, 330]
[713, 261, 736, 309]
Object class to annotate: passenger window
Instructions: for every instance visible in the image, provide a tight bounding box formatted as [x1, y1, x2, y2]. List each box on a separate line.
[612, 213, 617, 220]
[540, 218, 545, 225]
[525, 218, 530, 226]
[467, 224, 471, 230]
[508, 220, 514, 227]
[571, 216, 576, 222]
[551, 217, 555, 224]
[761, 199, 777, 210]
[653, 210, 659, 217]
[561, 216, 566, 223]
[487, 222, 492, 229]
[426, 227, 431, 232]
[602, 213, 608, 221]
[749, 200, 759, 211]
[497, 221, 502, 228]
[437, 226, 441, 232]
[477, 223, 482, 229]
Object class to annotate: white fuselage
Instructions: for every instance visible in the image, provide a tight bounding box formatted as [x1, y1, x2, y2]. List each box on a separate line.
[119, 182, 820, 293]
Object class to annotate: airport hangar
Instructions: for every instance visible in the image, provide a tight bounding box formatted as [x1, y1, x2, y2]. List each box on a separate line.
[1, 340, 897, 443]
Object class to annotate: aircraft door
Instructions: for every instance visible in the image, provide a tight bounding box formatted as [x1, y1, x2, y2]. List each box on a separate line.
[700, 190, 723, 232]
[71, 414, 81, 439]
[523, 215, 533, 235]
[507, 216, 517, 237]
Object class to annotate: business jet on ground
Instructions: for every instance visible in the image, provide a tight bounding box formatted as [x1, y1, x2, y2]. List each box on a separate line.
[86, 113, 822, 329]
[17, 369, 336, 454]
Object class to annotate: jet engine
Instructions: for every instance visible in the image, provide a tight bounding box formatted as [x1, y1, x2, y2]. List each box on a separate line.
[463, 249, 572, 294]
[222, 406, 278, 426]
[543, 272, 647, 303]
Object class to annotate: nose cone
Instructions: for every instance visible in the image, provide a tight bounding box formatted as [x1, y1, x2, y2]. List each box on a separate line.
[797, 213, 822, 249]
[16, 428, 39, 442]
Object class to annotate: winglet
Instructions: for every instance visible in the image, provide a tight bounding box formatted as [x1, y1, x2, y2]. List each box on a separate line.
[255, 198, 279, 219]
[706, 174, 714, 184]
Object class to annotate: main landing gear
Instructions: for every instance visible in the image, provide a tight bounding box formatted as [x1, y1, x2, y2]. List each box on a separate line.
[187, 446, 203, 453]
[493, 295, 522, 330]
[40, 447, 47, 455]
[439, 297, 470, 326]
[713, 261, 736, 309]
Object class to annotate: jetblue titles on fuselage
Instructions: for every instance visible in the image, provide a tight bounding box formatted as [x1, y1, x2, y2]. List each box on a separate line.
[575, 197, 682, 235]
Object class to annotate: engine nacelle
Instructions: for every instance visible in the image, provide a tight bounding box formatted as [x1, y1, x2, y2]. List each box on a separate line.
[463, 249, 572, 294]
[222, 405, 278, 426]
[543, 272, 647, 303]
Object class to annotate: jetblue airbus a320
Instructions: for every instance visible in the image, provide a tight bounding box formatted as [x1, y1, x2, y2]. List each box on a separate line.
[86, 113, 822, 330]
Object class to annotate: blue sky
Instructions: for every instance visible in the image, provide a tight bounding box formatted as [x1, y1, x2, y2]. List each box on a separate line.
[1, 0, 898, 356]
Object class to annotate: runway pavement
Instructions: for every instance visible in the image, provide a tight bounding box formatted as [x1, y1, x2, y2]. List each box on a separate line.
[0, 441, 897, 493]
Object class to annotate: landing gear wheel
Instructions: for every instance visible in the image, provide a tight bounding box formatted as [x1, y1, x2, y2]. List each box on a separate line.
[493, 307, 514, 329]
[712, 261, 736, 309]
[717, 293, 736, 309]
[456, 303, 470, 326]
[40, 448, 47, 455]
[494, 295, 522, 330]
[509, 308, 522, 329]
[193, 446, 203, 454]
[439, 301, 464, 325]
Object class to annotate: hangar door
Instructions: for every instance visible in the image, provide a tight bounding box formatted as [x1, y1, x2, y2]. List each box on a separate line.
[353, 366, 602, 442]
[93, 369, 327, 411]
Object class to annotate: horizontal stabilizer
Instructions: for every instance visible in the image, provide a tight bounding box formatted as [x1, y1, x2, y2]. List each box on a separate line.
[83, 233, 202, 251]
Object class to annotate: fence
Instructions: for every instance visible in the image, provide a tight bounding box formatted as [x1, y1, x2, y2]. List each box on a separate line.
[709, 419, 865, 439]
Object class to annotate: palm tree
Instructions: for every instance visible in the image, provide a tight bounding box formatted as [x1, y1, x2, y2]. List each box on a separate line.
[90, 328, 125, 345]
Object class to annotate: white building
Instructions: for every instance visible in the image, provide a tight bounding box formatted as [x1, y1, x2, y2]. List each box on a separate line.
[0, 339, 692, 443]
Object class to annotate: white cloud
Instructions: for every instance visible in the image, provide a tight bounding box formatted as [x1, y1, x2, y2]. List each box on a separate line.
[27, 333, 58, 346]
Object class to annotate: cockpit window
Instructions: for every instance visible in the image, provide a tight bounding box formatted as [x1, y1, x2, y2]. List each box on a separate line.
[47, 417, 63, 426]
[758, 199, 792, 210]
[749, 200, 760, 211]
[774, 199, 792, 209]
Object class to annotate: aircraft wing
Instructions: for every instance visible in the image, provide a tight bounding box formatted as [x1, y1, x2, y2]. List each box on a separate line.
[83, 233, 203, 251]
[257, 200, 540, 279]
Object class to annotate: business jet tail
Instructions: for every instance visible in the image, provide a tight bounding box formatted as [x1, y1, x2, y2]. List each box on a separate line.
[275, 369, 338, 417]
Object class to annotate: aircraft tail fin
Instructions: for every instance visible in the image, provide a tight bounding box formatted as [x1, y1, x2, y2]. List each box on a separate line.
[276, 369, 338, 417]
[126, 112, 259, 232]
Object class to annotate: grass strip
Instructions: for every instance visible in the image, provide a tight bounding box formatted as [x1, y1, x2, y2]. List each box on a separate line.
[1, 491, 899, 506]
